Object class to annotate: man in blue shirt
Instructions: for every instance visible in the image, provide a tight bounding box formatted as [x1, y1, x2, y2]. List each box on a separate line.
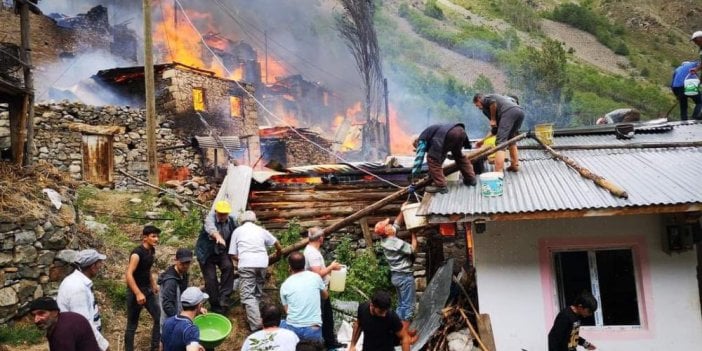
[280, 251, 328, 342]
[161, 287, 209, 351]
[671, 61, 701, 120]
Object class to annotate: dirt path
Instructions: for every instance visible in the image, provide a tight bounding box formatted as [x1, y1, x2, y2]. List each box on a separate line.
[540, 19, 630, 75]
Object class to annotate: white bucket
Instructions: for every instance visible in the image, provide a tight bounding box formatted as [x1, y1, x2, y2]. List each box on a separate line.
[684, 74, 700, 96]
[330, 265, 347, 292]
[480, 172, 504, 197]
[401, 202, 427, 230]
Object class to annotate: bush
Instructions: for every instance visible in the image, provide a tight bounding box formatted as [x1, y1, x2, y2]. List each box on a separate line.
[496, 0, 541, 33]
[549, 3, 628, 55]
[334, 241, 392, 302]
[424, 0, 444, 20]
[272, 220, 304, 284]
[94, 278, 128, 311]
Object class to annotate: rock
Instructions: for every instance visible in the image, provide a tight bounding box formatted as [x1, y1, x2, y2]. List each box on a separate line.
[37, 250, 56, 265]
[84, 220, 108, 235]
[18, 265, 40, 279]
[42, 229, 68, 250]
[0, 223, 18, 232]
[15, 280, 38, 301]
[415, 277, 427, 291]
[413, 270, 425, 277]
[129, 198, 143, 204]
[0, 287, 18, 306]
[49, 264, 71, 282]
[14, 230, 36, 245]
[191, 176, 206, 185]
[34, 284, 43, 299]
[0, 252, 12, 266]
[39, 146, 49, 153]
[69, 164, 81, 173]
[70, 153, 82, 160]
[13, 245, 38, 263]
[39, 275, 49, 284]
[145, 211, 161, 220]
[55, 249, 77, 263]
[2, 237, 13, 250]
[34, 241, 43, 249]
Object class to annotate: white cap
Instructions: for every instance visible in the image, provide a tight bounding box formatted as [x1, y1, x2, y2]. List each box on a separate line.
[180, 287, 208, 307]
[691, 31, 702, 41]
[74, 249, 106, 267]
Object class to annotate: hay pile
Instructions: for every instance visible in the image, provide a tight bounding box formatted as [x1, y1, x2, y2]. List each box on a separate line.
[0, 161, 78, 223]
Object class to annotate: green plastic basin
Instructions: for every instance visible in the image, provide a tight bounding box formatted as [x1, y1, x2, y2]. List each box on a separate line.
[193, 313, 232, 349]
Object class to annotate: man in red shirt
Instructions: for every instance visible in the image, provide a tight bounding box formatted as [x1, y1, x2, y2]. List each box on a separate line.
[30, 297, 100, 351]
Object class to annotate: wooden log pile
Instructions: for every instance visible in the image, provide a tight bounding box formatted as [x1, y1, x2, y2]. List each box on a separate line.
[249, 182, 410, 230]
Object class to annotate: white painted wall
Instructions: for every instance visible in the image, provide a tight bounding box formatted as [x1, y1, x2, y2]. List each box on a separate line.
[473, 214, 702, 351]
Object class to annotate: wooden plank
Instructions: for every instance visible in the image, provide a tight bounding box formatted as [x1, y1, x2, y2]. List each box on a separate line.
[477, 314, 496, 351]
[359, 217, 375, 259]
[256, 204, 403, 221]
[250, 192, 395, 202]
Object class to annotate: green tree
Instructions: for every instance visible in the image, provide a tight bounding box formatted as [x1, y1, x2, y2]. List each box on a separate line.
[512, 39, 569, 127]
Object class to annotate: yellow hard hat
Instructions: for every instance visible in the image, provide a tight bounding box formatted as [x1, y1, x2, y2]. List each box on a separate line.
[214, 200, 232, 214]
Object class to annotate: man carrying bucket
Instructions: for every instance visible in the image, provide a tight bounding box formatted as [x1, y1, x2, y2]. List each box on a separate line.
[411, 123, 477, 194]
[671, 61, 702, 121]
[473, 93, 524, 173]
[161, 287, 209, 351]
[374, 213, 418, 344]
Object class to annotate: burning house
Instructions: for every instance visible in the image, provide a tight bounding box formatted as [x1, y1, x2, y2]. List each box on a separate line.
[94, 62, 261, 168]
[259, 126, 336, 168]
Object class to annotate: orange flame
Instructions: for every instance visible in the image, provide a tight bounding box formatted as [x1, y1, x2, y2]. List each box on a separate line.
[154, 4, 240, 80]
[389, 105, 414, 155]
[261, 57, 287, 84]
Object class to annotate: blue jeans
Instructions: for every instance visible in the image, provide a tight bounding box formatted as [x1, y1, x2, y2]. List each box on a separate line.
[391, 272, 416, 321]
[280, 320, 323, 342]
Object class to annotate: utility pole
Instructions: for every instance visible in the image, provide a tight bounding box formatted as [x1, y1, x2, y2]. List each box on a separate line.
[19, 0, 34, 166]
[383, 78, 390, 157]
[264, 30, 268, 85]
[143, 0, 158, 185]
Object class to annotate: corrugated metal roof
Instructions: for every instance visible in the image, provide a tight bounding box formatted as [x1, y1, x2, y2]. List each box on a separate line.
[422, 147, 702, 216]
[193, 136, 242, 149]
[518, 121, 702, 147]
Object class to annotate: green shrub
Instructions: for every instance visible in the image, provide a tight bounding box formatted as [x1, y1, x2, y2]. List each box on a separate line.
[548, 3, 627, 55]
[0, 321, 44, 346]
[424, 0, 444, 20]
[272, 220, 304, 284]
[334, 243, 392, 302]
[94, 278, 128, 311]
[495, 0, 540, 33]
[161, 208, 204, 244]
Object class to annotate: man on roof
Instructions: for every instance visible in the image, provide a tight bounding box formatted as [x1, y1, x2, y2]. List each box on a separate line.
[690, 31, 702, 75]
[411, 123, 477, 194]
[473, 93, 524, 173]
[595, 108, 641, 125]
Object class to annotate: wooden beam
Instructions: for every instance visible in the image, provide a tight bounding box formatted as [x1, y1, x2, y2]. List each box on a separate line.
[19, 0, 34, 166]
[359, 217, 376, 259]
[532, 135, 628, 199]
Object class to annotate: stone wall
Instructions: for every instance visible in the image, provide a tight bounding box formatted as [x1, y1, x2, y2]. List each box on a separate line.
[0, 106, 8, 151]
[0, 196, 80, 323]
[31, 101, 203, 189]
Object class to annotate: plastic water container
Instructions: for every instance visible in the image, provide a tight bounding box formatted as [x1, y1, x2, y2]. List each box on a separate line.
[483, 136, 497, 162]
[684, 73, 700, 96]
[442, 159, 460, 182]
[534, 123, 554, 145]
[480, 172, 504, 197]
[401, 202, 427, 230]
[330, 265, 347, 292]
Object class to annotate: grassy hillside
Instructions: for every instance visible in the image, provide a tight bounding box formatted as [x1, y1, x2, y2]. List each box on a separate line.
[376, 0, 696, 132]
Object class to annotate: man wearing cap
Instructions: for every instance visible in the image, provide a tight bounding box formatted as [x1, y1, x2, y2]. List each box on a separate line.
[229, 210, 282, 331]
[57, 248, 109, 351]
[30, 297, 101, 351]
[125, 225, 162, 351]
[161, 287, 209, 351]
[374, 214, 418, 343]
[691, 31, 702, 75]
[196, 200, 238, 314]
[158, 248, 193, 330]
[303, 227, 344, 349]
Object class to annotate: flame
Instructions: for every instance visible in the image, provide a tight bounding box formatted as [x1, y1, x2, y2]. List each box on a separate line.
[154, 3, 239, 80]
[389, 105, 414, 155]
[261, 57, 287, 84]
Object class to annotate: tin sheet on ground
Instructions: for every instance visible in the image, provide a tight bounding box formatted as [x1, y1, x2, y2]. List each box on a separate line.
[411, 258, 455, 351]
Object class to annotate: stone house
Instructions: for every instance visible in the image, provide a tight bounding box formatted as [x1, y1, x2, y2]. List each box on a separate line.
[418, 122, 702, 350]
[259, 126, 336, 168]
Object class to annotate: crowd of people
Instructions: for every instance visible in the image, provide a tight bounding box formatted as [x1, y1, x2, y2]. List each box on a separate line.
[28, 197, 425, 351]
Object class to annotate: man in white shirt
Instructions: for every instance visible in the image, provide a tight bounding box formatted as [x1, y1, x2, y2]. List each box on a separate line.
[229, 210, 282, 331]
[241, 304, 299, 351]
[57, 249, 109, 351]
[303, 227, 344, 349]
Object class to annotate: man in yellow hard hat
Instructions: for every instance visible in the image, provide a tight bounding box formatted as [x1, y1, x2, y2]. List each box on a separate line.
[195, 200, 238, 314]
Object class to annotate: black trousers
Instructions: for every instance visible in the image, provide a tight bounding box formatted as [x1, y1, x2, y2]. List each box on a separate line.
[200, 252, 234, 312]
[125, 288, 160, 351]
[672, 87, 702, 121]
[321, 295, 337, 346]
